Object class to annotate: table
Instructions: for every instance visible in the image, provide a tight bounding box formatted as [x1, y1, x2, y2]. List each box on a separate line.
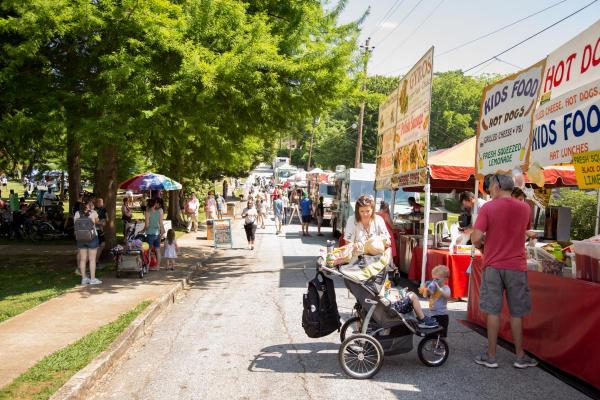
[467, 262, 600, 391]
[408, 247, 480, 298]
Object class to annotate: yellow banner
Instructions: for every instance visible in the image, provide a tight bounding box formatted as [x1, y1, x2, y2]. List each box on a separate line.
[572, 150, 600, 189]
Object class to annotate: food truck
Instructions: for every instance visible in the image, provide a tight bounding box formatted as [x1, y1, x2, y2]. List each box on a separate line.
[307, 171, 336, 225]
[274, 164, 297, 186]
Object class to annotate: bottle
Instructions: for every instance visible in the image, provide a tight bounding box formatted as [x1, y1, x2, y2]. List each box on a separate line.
[326, 240, 335, 268]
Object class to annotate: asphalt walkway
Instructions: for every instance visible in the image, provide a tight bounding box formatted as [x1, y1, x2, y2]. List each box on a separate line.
[0, 229, 215, 389]
[88, 216, 590, 400]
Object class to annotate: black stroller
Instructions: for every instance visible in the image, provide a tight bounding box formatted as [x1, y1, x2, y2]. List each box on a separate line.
[318, 257, 449, 379]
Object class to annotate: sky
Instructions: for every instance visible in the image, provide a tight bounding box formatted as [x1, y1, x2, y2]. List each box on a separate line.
[336, 0, 600, 77]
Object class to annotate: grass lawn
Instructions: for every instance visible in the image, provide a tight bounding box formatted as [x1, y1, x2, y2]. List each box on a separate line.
[0, 300, 150, 400]
[0, 255, 109, 323]
[0, 180, 25, 201]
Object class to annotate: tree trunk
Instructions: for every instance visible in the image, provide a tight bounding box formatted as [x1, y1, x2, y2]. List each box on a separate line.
[95, 143, 118, 249]
[66, 133, 81, 213]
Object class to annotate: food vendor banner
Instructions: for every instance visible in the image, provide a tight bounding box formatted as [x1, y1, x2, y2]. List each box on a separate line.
[392, 47, 433, 188]
[475, 60, 545, 177]
[572, 150, 600, 188]
[531, 20, 600, 167]
[375, 88, 399, 190]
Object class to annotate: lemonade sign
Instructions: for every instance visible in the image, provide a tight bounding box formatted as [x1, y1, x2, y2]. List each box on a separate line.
[475, 60, 545, 177]
[572, 150, 600, 189]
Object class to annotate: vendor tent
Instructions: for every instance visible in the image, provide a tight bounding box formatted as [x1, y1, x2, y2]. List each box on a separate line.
[403, 136, 577, 192]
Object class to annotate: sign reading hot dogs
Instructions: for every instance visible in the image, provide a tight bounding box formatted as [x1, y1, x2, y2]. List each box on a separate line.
[376, 88, 399, 190]
[531, 20, 600, 167]
[476, 60, 545, 177]
[391, 47, 433, 188]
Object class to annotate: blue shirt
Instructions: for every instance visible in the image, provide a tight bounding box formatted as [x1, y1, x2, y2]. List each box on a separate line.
[299, 198, 312, 216]
[273, 199, 283, 216]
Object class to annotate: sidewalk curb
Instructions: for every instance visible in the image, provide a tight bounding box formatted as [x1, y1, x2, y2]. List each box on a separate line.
[50, 264, 207, 400]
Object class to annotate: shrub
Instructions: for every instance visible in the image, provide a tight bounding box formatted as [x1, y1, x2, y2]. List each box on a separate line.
[550, 189, 598, 240]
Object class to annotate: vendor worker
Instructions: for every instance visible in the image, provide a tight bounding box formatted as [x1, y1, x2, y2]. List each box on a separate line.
[459, 191, 488, 213]
[344, 194, 391, 253]
[408, 197, 423, 213]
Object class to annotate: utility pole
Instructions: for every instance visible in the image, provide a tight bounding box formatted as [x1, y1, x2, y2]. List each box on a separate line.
[307, 116, 320, 171]
[354, 37, 374, 168]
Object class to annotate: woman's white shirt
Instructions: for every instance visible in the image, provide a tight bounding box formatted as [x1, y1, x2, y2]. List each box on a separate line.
[242, 207, 258, 225]
[344, 214, 390, 244]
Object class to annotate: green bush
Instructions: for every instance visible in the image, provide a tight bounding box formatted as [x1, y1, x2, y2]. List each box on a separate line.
[550, 189, 598, 240]
[444, 198, 462, 213]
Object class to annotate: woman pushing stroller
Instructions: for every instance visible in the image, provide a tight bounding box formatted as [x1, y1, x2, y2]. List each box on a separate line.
[343, 194, 438, 329]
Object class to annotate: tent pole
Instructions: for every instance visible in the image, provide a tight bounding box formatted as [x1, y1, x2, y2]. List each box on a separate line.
[420, 173, 431, 288]
[596, 189, 600, 236]
[391, 190, 397, 216]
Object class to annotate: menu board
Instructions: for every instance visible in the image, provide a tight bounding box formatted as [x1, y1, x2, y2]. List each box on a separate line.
[392, 47, 434, 188]
[375, 88, 399, 190]
[475, 60, 545, 177]
[213, 219, 233, 248]
[531, 20, 600, 167]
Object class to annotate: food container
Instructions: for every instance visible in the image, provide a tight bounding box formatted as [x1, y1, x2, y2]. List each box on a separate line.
[572, 241, 600, 283]
[526, 246, 568, 276]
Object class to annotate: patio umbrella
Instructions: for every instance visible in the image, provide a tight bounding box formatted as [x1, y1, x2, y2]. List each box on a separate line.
[119, 173, 182, 191]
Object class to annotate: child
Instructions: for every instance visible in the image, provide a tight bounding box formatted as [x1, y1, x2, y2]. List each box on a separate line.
[164, 229, 178, 271]
[421, 265, 451, 337]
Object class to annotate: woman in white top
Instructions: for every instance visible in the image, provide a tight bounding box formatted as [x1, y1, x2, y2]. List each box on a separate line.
[343, 194, 391, 254]
[241, 200, 258, 250]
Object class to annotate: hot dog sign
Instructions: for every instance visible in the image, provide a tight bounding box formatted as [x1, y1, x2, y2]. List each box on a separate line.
[476, 60, 545, 176]
[531, 19, 600, 167]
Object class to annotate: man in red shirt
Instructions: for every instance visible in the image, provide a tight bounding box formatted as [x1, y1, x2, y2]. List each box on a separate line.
[471, 174, 538, 369]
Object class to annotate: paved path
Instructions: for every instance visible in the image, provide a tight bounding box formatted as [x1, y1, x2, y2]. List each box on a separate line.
[89, 218, 589, 400]
[0, 232, 212, 389]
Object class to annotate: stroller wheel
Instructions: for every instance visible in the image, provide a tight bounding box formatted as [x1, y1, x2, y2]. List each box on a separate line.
[417, 336, 449, 367]
[340, 317, 361, 342]
[338, 334, 384, 379]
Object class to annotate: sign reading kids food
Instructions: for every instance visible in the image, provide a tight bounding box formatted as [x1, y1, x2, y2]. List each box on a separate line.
[392, 47, 433, 188]
[475, 60, 545, 176]
[531, 20, 600, 167]
[376, 88, 398, 190]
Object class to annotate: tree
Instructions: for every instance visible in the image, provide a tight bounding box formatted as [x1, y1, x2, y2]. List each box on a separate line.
[429, 71, 488, 150]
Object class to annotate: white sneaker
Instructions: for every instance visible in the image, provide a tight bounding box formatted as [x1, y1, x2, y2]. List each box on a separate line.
[81, 277, 90, 285]
[89, 278, 103, 285]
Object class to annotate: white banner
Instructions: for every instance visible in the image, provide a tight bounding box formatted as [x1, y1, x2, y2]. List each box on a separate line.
[376, 88, 398, 190]
[392, 47, 433, 188]
[476, 60, 545, 176]
[531, 20, 600, 167]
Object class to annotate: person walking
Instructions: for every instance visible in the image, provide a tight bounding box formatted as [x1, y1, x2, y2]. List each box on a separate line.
[273, 194, 284, 235]
[241, 200, 258, 250]
[316, 196, 325, 236]
[163, 228, 178, 271]
[216, 192, 225, 219]
[144, 198, 165, 270]
[121, 197, 132, 238]
[471, 174, 538, 369]
[74, 200, 102, 285]
[185, 193, 199, 233]
[299, 192, 312, 237]
[205, 191, 217, 220]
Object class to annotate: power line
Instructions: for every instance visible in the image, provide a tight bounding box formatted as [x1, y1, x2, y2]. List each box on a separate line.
[463, 0, 598, 73]
[376, 0, 425, 47]
[368, 0, 406, 37]
[437, 0, 569, 58]
[378, 0, 570, 75]
[494, 57, 522, 70]
[374, 0, 445, 69]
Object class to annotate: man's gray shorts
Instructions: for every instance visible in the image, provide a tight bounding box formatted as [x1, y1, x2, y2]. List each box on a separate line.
[480, 267, 531, 317]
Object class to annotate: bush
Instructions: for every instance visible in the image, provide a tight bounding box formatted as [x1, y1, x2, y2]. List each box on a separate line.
[444, 198, 461, 213]
[550, 189, 598, 240]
